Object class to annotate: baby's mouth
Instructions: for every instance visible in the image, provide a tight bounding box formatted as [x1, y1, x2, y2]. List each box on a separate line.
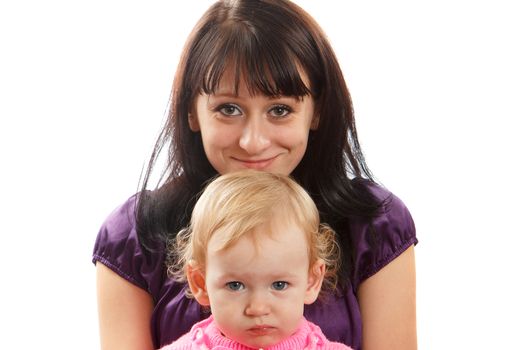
[247, 325, 277, 336]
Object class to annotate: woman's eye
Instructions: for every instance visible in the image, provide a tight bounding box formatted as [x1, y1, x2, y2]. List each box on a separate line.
[271, 281, 288, 291]
[218, 104, 242, 116]
[226, 281, 245, 291]
[269, 105, 291, 118]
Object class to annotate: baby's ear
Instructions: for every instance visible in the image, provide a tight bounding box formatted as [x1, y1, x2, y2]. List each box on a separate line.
[304, 259, 326, 305]
[186, 262, 210, 306]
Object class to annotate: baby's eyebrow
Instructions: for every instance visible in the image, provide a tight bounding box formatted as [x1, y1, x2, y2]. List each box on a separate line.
[267, 271, 301, 279]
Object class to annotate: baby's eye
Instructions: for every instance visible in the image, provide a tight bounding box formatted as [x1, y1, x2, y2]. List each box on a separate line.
[271, 281, 288, 291]
[218, 104, 242, 116]
[269, 105, 291, 118]
[226, 281, 245, 291]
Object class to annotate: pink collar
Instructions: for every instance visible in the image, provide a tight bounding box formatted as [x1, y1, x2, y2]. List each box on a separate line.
[189, 316, 326, 350]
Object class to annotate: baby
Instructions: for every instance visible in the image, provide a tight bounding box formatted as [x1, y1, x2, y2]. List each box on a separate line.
[162, 170, 352, 350]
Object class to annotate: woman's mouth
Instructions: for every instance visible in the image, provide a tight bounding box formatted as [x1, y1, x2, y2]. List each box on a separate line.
[233, 156, 277, 170]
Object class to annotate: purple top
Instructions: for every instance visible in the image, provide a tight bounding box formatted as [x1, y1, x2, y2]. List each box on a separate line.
[92, 182, 417, 350]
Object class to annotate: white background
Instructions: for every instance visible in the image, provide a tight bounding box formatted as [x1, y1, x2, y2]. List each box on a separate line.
[1, 0, 524, 349]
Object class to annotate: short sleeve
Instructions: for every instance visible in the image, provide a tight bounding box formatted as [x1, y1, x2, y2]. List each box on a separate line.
[352, 184, 418, 288]
[92, 195, 164, 294]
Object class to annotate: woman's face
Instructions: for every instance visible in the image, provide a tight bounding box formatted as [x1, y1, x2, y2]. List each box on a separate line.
[190, 72, 317, 176]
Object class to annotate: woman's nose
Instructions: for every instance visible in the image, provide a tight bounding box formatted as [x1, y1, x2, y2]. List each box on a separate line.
[239, 118, 271, 155]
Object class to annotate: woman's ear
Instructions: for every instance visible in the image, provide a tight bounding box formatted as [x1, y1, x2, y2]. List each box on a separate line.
[186, 262, 209, 306]
[310, 112, 320, 130]
[304, 259, 326, 304]
[188, 112, 200, 132]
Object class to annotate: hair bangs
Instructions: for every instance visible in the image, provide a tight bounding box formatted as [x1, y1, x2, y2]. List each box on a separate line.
[199, 23, 311, 98]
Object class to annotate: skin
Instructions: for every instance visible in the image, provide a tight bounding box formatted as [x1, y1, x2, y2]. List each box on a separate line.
[96, 248, 417, 350]
[187, 222, 324, 349]
[96, 72, 418, 349]
[358, 246, 417, 350]
[96, 263, 154, 350]
[189, 70, 318, 175]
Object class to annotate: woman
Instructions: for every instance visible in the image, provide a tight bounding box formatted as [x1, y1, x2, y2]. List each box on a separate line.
[93, 1, 417, 349]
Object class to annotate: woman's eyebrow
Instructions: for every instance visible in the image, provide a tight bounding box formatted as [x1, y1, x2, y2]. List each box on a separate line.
[209, 92, 239, 98]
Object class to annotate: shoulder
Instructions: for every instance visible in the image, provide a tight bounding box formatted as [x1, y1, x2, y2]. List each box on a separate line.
[350, 180, 418, 287]
[365, 180, 415, 237]
[92, 194, 166, 292]
[94, 195, 138, 248]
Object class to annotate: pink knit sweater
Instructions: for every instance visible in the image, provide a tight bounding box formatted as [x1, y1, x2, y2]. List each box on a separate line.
[159, 316, 352, 350]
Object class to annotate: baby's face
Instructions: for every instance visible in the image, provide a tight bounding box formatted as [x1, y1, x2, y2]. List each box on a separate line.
[204, 222, 319, 348]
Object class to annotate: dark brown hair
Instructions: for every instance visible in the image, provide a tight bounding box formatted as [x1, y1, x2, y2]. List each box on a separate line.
[137, 0, 382, 287]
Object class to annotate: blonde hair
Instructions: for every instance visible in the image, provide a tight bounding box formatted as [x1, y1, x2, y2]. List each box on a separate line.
[167, 169, 340, 293]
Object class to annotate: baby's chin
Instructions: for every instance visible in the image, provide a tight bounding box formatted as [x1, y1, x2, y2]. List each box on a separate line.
[218, 330, 277, 349]
[237, 329, 292, 349]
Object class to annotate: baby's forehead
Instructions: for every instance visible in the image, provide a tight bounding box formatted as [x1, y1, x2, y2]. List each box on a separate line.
[207, 222, 310, 264]
[216, 218, 309, 250]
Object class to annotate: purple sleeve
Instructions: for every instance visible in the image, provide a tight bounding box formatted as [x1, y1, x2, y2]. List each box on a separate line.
[352, 184, 418, 287]
[92, 195, 163, 293]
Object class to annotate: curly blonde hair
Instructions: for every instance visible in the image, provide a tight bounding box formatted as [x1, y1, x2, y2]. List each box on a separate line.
[167, 170, 340, 295]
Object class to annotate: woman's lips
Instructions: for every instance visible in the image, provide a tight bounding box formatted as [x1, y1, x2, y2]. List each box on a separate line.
[233, 156, 277, 170]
